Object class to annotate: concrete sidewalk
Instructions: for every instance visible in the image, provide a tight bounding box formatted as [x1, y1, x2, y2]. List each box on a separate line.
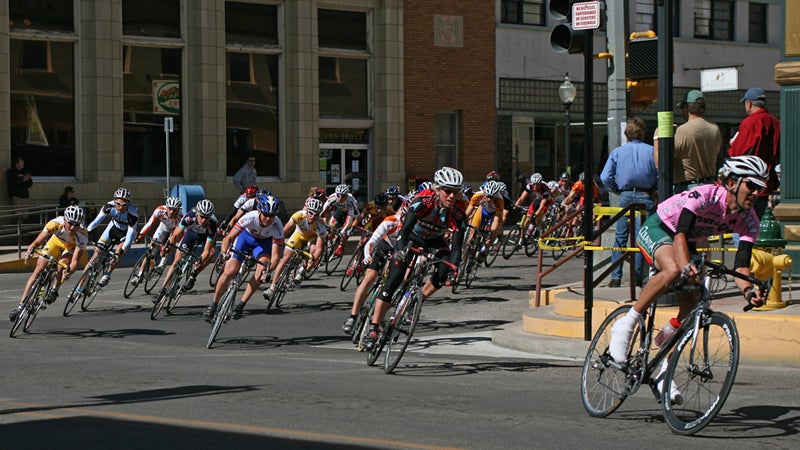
[492, 283, 800, 368]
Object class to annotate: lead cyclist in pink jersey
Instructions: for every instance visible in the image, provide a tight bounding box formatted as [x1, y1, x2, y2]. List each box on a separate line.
[609, 155, 769, 367]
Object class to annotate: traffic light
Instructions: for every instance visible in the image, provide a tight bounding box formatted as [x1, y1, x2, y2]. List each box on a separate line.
[550, 0, 586, 54]
[628, 31, 658, 80]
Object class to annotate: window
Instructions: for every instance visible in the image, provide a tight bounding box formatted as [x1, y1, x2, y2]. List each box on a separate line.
[318, 9, 369, 118]
[225, 2, 281, 178]
[501, 0, 545, 26]
[634, 1, 679, 37]
[748, 2, 767, 43]
[122, 0, 180, 38]
[9, 0, 76, 177]
[435, 112, 459, 169]
[695, 0, 734, 41]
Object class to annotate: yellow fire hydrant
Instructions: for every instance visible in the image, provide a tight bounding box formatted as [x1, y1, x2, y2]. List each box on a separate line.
[750, 249, 792, 310]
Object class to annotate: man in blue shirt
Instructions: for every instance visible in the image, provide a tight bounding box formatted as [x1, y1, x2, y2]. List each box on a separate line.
[600, 117, 658, 287]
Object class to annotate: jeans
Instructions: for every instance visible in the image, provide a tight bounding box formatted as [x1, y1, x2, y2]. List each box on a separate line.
[611, 191, 656, 281]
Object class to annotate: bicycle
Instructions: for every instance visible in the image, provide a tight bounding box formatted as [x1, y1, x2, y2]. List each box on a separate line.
[483, 234, 501, 267]
[63, 241, 117, 316]
[206, 248, 266, 349]
[10, 249, 68, 337]
[123, 236, 166, 298]
[451, 225, 488, 294]
[353, 260, 391, 350]
[339, 227, 371, 291]
[266, 245, 313, 313]
[151, 244, 200, 320]
[502, 206, 538, 259]
[324, 225, 345, 275]
[365, 246, 458, 374]
[580, 254, 770, 435]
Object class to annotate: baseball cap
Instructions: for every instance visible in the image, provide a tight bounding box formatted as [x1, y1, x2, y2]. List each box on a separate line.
[740, 87, 766, 103]
[677, 90, 704, 108]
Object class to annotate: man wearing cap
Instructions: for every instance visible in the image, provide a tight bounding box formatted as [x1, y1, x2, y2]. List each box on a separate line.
[672, 89, 724, 193]
[729, 87, 780, 218]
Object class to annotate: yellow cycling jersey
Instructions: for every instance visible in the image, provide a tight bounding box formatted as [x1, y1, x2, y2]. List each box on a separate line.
[41, 216, 89, 258]
[286, 210, 329, 249]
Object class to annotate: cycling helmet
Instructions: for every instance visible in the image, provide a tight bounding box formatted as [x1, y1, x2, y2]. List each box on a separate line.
[313, 188, 327, 201]
[560, 172, 570, 181]
[195, 199, 215, 216]
[374, 192, 389, 207]
[114, 187, 132, 201]
[486, 170, 500, 182]
[418, 181, 434, 192]
[462, 184, 474, 198]
[578, 172, 586, 181]
[165, 196, 182, 209]
[497, 182, 508, 194]
[257, 194, 280, 215]
[244, 185, 259, 198]
[305, 197, 323, 214]
[433, 166, 464, 189]
[530, 173, 543, 184]
[335, 184, 350, 195]
[483, 180, 502, 197]
[257, 188, 270, 196]
[547, 180, 559, 191]
[64, 205, 85, 225]
[386, 185, 401, 197]
[721, 155, 769, 188]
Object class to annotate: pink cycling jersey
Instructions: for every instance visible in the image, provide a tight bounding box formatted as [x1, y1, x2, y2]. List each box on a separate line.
[656, 184, 760, 243]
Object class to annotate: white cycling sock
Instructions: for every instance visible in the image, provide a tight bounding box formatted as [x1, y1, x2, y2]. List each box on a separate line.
[609, 309, 640, 363]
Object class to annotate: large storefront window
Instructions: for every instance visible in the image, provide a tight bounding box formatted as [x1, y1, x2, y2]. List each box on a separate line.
[225, 2, 280, 178]
[122, 46, 183, 177]
[9, 0, 76, 176]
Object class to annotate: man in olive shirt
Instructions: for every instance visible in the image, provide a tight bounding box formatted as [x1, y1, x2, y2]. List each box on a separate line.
[672, 90, 724, 193]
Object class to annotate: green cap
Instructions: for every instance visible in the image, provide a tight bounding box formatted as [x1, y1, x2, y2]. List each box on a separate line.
[677, 90, 704, 108]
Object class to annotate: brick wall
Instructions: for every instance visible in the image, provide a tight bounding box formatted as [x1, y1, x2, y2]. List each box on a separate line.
[404, 0, 496, 184]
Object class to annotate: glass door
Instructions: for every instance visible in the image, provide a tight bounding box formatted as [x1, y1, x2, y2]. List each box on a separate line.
[319, 144, 369, 206]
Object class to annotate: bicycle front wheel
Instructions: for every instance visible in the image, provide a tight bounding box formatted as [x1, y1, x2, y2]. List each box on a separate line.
[144, 254, 164, 294]
[208, 253, 225, 288]
[502, 225, 522, 259]
[339, 251, 362, 291]
[384, 290, 423, 374]
[524, 228, 539, 257]
[64, 270, 92, 317]
[325, 242, 344, 275]
[24, 277, 54, 332]
[484, 237, 500, 267]
[207, 287, 236, 349]
[124, 254, 148, 298]
[662, 312, 739, 436]
[11, 279, 42, 337]
[581, 305, 641, 417]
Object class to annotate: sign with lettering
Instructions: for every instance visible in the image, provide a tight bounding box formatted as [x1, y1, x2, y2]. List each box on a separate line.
[571, 1, 601, 31]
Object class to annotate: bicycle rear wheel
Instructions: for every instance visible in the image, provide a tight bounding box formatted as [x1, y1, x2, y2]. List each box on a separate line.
[208, 252, 225, 288]
[64, 270, 92, 317]
[524, 228, 539, 257]
[80, 265, 102, 311]
[384, 290, 423, 374]
[124, 254, 147, 298]
[502, 225, 522, 259]
[266, 262, 293, 313]
[207, 287, 236, 349]
[325, 239, 344, 275]
[662, 312, 739, 436]
[144, 254, 164, 294]
[581, 305, 642, 417]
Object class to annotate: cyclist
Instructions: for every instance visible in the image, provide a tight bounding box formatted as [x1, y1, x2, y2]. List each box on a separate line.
[512, 173, 553, 234]
[321, 184, 360, 257]
[562, 172, 601, 208]
[557, 172, 573, 197]
[356, 192, 395, 232]
[608, 155, 768, 402]
[157, 199, 218, 295]
[263, 197, 329, 300]
[341, 213, 403, 335]
[219, 185, 258, 233]
[86, 188, 140, 287]
[362, 166, 468, 350]
[203, 194, 284, 322]
[464, 180, 505, 262]
[133, 196, 183, 284]
[224, 188, 270, 234]
[385, 185, 404, 211]
[9, 205, 88, 321]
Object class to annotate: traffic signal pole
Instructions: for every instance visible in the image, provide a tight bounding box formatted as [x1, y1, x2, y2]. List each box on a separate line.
[656, 0, 674, 196]
[582, 30, 595, 341]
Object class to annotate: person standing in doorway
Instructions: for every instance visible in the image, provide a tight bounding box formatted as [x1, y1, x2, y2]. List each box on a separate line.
[233, 155, 258, 193]
[728, 87, 780, 218]
[7, 157, 33, 223]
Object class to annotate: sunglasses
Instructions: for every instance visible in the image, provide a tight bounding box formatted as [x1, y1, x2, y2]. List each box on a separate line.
[66, 221, 81, 227]
[114, 201, 129, 208]
[261, 213, 275, 218]
[745, 180, 764, 192]
[198, 214, 210, 219]
[441, 187, 460, 195]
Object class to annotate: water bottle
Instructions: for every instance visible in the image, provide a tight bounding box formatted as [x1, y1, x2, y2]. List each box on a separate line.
[654, 317, 681, 347]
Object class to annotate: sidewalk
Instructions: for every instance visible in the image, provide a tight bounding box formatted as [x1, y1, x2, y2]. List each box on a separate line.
[492, 282, 800, 368]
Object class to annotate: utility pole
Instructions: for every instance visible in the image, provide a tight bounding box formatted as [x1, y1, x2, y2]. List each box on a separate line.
[656, 0, 674, 196]
[605, 0, 628, 151]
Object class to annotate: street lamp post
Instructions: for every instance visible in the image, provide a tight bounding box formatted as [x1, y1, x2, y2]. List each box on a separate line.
[559, 75, 577, 176]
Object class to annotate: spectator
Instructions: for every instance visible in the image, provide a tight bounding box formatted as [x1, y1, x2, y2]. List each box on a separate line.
[728, 87, 780, 218]
[672, 90, 724, 193]
[233, 155, 257, 193]
[59, 186, 80, 208]
[7, 157, 33, 223]
[600, 117, 658, 287]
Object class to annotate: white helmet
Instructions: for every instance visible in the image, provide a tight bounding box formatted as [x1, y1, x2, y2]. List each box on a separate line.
[483, 180, 502, 197]
[114, 187, 132, 201]
[305, 197, 323, 213]
[165, 196, 182, 209]
[335, 184, 350, 195]
[721, 156, 769, 188]
[547, 180, 559, 191]
[418, 181, 433, 192]
[433, 166, 464, 189]
[530, 173, 543, 184]
[195, 199, 215, 216]
[64, 205, 85, 224]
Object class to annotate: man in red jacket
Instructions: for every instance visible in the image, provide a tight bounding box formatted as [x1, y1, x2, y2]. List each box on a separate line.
[728, 87, 780, 218]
